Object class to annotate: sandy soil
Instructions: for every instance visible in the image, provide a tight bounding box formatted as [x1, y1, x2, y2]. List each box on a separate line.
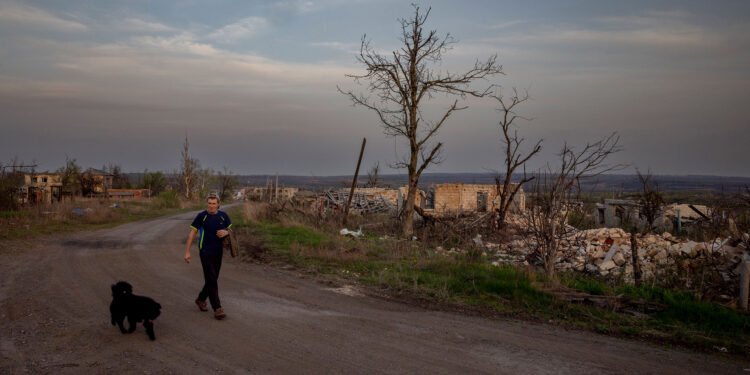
[1, 209, 747, 374]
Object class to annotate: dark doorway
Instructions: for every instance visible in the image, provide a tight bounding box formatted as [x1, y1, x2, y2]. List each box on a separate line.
[476, 191, 488, 212]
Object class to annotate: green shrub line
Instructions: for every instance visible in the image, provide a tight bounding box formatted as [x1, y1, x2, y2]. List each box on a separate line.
[232, 210, 749, 354]
[2, 201, 203, 241]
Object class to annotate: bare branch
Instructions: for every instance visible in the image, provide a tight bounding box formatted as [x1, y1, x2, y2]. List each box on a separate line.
[339, 4, 503, 236]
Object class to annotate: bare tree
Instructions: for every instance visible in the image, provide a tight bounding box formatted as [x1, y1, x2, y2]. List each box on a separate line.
[138, 169, 168, 196]
[107, 163, 130, 189]
[0, 158, 35, 210]
[57, 156, 81, 200]
[216, 167, 239, 202]
[78, 169, 98, 197]
[180, 135, 199, 200]
[339, 5, 503, 237]
[522, 133, 622, 277]
[366, 162, 380, 188]
[492, 89, 541, 231]
[636, 169, 664, 233]
[195, 167, 214, 199]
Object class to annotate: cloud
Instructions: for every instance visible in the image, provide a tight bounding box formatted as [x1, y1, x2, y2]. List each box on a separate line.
[485, 20, 526, 30]
[271, 0, 317, 13]
[269, 0, 391, 14]
[309, 41, 359, 54]
[115, 18, 174, 33]
[208, 16, 271, 43]
[135, 33, 221, 57]
[0, 1, 86, 31]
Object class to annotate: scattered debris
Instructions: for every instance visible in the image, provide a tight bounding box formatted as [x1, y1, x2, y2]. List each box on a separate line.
[325, 285, 364, 297]
[339, 228, 363, 238]
[323, 190, 395, 214]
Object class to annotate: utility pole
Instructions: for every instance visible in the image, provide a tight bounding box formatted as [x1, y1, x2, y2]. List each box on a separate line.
[343, 138, 366, 226]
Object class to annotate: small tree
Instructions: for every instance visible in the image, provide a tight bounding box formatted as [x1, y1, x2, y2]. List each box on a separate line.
[138, 170, 168, 196]
[78, 169, 98, 197]
[107, 163, 131, 189]
[179, 135, 199, 200]
[339, 5, 503, 237]
[522, 133, 622, 277]
[216, 167, 239, 201]
[195, 167, 214, 200]
[57, 157, 81, 200]
[636, 169, 664, 232]
[0, 158, 34, 210]
[366, 162, 380, 188]
[492, 90, 541, 231]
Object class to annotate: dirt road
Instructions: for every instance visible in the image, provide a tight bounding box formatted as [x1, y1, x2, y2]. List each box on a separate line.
[1, 210, 747, 374]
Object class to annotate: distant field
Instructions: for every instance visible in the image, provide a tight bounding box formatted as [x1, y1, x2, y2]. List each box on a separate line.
[231, 173, 750, 192]
[122, 172, 750, 192]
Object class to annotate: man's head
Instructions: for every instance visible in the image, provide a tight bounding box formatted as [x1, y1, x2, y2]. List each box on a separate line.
[206, 196, 220, 213]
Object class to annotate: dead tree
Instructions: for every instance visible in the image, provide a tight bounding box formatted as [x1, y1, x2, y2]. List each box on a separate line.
[57, 157, 81, 200]
[492, 90, 541, 232]
[636, 169, 664, 232]
[216, 167, 239, 202]
[78, 169, 98, 197]
[339, 5, 503, 237]
[366, 162, 380, 188]
[0, 158, 35, 210]
[522, 133, 622, 277]
[180, 135, 199, 200]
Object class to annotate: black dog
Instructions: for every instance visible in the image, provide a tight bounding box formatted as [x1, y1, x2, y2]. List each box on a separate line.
[110, 281, 161, 341]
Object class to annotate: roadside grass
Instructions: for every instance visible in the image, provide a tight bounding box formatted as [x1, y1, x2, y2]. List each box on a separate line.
[230, 203, 750, 355]
[1, 197, 203, 241]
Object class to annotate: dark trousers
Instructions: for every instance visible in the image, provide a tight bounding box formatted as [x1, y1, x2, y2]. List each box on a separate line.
[198, 253, 222, 310]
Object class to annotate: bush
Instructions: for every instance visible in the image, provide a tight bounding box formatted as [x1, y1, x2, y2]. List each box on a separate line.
[153, 190, 180, 209]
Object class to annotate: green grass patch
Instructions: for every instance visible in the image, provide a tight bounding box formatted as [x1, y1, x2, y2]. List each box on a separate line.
[232, 207, 749, 354]
[254, 220, 327, 250]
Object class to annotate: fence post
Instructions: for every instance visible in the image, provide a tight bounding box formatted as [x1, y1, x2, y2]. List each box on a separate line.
[343, 138, 366, 227]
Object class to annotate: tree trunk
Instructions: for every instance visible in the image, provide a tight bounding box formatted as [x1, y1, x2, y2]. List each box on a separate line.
[401, 175, 418, 237]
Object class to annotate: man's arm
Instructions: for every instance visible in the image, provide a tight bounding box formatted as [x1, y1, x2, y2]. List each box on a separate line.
[185, 228, 197, 263]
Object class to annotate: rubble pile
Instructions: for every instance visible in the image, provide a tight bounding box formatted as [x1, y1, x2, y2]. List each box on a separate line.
[492, 227, 749, 282]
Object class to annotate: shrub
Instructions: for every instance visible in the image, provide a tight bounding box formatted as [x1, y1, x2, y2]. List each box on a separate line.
[153, 190, 180, 209]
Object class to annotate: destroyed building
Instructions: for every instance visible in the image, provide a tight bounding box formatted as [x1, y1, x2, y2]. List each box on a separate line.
[422, 183, 525, 216]
[22, 172, 63, 204]
[242, 186, 299, 201]
[345, 183, 525, 216]
[594, 199, 710, 231]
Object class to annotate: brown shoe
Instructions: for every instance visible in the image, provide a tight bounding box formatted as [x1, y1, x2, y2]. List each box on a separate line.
[214, 307, 226, 320]
[195, 299, 208, 312]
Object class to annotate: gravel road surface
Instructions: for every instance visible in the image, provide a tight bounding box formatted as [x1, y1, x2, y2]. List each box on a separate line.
[1, 209, 747, 374]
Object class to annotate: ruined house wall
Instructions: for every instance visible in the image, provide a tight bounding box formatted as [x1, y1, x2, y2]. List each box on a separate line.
[429, 183, 525, 215]
[244, 186, 298, 200]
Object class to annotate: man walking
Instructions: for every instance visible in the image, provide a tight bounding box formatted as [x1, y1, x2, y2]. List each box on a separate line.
[184, 195, 231, 319]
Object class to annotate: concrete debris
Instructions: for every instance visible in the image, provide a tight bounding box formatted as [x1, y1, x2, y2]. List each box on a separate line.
[470, 222, 750, 287]
[340, 228, 363, 238]
[323, 190, 395, 214]
[473, 234, 483, 247]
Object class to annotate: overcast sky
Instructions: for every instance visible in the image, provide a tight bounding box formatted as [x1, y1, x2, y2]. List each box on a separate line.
[1, 0, 749, 176]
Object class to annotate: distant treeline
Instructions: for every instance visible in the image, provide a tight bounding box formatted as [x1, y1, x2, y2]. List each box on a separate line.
[126, 173, 750, 193]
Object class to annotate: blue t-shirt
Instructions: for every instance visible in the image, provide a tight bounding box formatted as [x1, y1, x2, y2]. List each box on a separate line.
[190, 210, 232, 256]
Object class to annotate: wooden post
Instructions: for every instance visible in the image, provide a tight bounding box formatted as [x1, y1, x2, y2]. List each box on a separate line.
[740, 253, 749, 311]
[343, 138, 366, 226]
[275, 172, 279, 203]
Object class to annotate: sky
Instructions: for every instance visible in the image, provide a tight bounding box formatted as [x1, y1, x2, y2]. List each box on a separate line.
[1, 0, 749, 176]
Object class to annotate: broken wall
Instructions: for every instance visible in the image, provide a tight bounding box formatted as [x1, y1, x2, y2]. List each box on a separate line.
[426, 183, 525, 215]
